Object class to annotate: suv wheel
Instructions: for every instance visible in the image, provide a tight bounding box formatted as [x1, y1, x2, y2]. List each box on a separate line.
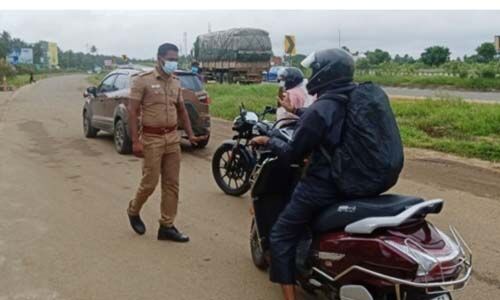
[83, 110, 99, 138]
[114, 119, 132, 154]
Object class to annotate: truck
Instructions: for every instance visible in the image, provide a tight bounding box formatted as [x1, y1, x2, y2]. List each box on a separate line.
[193, 28, 273, 84]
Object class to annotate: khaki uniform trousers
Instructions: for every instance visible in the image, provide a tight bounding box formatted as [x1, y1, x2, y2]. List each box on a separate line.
[128, 132, 181, 227]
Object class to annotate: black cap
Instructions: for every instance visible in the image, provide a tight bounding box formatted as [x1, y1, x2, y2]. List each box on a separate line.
[157, 43, 179, 57]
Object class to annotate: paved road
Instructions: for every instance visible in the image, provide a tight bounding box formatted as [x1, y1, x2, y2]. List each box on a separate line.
[383, 86, 500, 102]
[264, 81, 500, 102]
[1, 75, 499, 300]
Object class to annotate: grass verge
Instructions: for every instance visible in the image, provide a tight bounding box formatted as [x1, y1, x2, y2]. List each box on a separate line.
[206, 83, 500, 162]
[6, 72, 81, 89]
[6, 73, 51, 88]
[355, 74, 500, 91]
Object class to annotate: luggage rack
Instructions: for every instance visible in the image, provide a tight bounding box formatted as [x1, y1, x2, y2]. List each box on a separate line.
[313, 226, 472, 300]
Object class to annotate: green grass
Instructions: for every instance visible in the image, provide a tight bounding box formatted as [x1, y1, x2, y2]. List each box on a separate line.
[206, 83, 277, 120]
[355, 74, 500, 91]
[392, 98, 500, 161]
[6, 73, 51, 88]
[206, 83, 500, 162]
[6, 71, 81, 89]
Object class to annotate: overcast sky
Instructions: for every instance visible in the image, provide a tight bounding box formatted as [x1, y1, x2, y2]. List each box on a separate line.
[0, 10, 498, 59]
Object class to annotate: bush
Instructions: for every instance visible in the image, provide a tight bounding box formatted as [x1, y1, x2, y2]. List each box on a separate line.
[0, 62, 15, 78]
[480, 65, 496, 79]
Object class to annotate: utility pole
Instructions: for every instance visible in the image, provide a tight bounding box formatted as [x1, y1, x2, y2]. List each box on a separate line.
[183, 32, 188, 57]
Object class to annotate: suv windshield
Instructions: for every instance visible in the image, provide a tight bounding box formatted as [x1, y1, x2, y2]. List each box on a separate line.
[177, 74, 203, 92]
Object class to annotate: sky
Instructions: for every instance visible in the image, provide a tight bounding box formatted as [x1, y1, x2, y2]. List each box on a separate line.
[0, 10, 499, 59]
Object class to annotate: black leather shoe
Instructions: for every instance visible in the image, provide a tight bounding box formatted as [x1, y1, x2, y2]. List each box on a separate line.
[128, 214, 146, 235]
[157, 226, 189, 242]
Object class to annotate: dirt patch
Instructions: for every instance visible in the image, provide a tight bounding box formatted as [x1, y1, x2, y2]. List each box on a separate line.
[63, 138, 102, 157]
[403, 157, 500, 201]
[473, 271, 500, 289]
[17, 120, 60, 158]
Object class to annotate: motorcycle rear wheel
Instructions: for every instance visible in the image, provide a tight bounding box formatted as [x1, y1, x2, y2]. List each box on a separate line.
[250, 219, 268, 270]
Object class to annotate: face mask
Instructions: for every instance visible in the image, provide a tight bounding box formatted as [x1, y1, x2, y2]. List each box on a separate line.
[162, 61, 178, 74]
[191, 66, 199, 73]
[278, 80, 286, 88]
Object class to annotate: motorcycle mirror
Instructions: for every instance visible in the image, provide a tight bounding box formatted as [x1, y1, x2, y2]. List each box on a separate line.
[264, 106, 277, 114]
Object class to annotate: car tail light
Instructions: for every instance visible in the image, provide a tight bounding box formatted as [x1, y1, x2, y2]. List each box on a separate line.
[198, 94, 211, 104]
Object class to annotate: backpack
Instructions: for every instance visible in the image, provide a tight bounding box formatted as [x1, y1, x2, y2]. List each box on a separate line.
[319, 82, 404, 198]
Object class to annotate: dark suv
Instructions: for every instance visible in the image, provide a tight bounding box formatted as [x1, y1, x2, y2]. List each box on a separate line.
[83, 66, 211, 153]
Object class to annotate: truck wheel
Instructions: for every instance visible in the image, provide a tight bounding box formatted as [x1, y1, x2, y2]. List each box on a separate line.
[83, 110, 99, 138]
[114, 119, 132, 154]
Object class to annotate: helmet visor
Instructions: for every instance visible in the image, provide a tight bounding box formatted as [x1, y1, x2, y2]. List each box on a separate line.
[301, 52, 316, 68]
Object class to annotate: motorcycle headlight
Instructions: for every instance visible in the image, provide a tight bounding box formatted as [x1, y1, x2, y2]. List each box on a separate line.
[385, 240, 438, 276]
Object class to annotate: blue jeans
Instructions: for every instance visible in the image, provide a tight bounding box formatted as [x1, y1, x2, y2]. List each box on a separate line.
[269, 179, 338, 284]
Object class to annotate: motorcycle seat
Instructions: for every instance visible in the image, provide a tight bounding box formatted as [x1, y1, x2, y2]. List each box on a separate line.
[312, 194, 425, 233]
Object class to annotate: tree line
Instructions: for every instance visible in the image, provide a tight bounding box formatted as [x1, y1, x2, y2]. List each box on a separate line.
[0, 30, 147, 76]
[1, 29, 499, 79]
[354, 42, 498, 67]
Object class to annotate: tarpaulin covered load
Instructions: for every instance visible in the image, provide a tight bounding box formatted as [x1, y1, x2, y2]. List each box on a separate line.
[194, 28, 273, 62]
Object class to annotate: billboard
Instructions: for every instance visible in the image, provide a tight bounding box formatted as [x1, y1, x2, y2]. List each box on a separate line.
[495, 36, 500, 52]
[7, 48, 33, 65]
[48, 42, 58, 67]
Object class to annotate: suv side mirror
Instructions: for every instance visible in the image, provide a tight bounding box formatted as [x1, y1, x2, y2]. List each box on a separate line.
[85, 86, 97, 97]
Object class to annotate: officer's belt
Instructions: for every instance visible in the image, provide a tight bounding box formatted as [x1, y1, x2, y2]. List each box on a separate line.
[142, 125, 177, 135]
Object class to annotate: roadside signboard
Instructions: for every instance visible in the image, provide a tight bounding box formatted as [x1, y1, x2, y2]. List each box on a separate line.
[7, 48, 33, 65]
[284, 35, 296, 56]
[48, 42, 58, 67]
[104, 59, 113, 67]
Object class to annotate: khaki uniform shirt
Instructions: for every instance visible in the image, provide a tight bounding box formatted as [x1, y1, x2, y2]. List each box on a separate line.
[129, 67, 183, 128]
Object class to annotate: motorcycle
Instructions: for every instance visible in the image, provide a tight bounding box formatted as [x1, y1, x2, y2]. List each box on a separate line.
[211, 104, 276, 196]
[249, 120, 472, 300]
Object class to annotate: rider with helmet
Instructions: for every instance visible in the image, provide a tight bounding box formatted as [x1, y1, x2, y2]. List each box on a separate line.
[276, 67, 314, 123]
[251, 48, 357, 300]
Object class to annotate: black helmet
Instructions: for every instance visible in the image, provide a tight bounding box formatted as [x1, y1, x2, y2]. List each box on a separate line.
[301, 48, 355, 95]
[278, 67, 304, 90]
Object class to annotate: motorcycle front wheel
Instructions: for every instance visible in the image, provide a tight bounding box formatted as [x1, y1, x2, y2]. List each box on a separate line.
[212, 143, 252, 196]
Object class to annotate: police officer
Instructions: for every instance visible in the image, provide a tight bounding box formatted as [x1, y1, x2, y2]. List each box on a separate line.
[126, 43, 204, 242]
[251, 49, 357, 300]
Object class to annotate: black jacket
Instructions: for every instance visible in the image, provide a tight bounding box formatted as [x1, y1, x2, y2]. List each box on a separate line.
[268, 83, 356, 189]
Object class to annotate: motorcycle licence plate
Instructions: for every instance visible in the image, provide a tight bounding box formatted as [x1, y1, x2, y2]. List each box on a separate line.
[430, 294, 451, 300]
